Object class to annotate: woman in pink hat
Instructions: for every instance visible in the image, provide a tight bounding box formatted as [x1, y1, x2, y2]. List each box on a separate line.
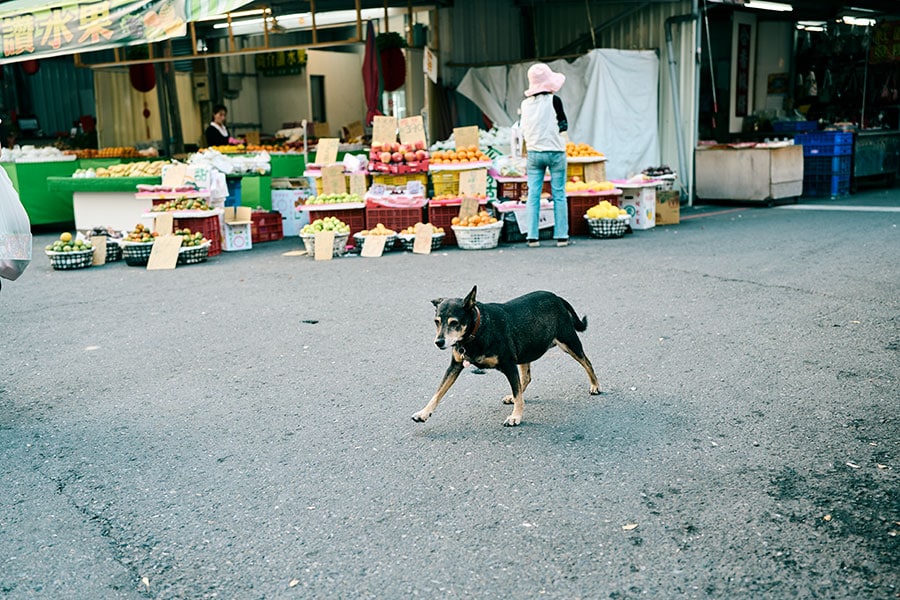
[519, 63, 569, 247]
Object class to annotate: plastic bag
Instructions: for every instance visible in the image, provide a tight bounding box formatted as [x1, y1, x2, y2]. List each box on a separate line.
[0, 166, 31, 281]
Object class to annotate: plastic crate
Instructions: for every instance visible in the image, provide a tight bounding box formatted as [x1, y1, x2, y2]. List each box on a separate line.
[803, 155, 852, 178]
[427, 199, 489, 246]
[173, 214, 222, 256]
[308, 207, 367, 245]
[500, 212, 553, 243]
[794, 131, 853, 156]
[496, 179, 529, 201]
[773, 120, 818, 132]
[802, 174, 850, 197]
[250, 211, 284, 243]
[431, 171, 460, 197]
[567, 194, 622, 237]
[371, 173, 428, 188]
[365, 206, 427, 233]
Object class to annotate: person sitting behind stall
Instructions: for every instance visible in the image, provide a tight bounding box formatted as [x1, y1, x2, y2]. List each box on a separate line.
[205, 104, 231, 147]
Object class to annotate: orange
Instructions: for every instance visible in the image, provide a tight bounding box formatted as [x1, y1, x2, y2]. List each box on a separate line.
[451, 216, 460, 225]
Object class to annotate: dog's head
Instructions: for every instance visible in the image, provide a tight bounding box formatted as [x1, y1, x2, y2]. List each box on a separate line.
[431, 285, 478, 350]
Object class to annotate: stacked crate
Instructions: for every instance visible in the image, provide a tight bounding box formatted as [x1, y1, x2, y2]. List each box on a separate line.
[795, 131, 853, 197]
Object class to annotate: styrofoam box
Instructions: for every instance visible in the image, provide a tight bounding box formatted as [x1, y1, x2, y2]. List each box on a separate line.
[617, 184, 656, 230]
[222, 222, 252, 251]
[271, 189, 311, 237]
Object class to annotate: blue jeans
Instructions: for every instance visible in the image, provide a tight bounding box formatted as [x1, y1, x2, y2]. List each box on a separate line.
[525, 150, 568, 241]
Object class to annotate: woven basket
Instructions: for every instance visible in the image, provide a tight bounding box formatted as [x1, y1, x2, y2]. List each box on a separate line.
[105, 240, 123, 263]
[299, 231, 350, 257]
[178, 241, 211, 265]
[397, 232, 445, 251]
[353, 233, 398, 251]
[120, 241, 155, 266]
[585, 216, 628, 239]
[451, 221, 504, 250]
[654, 174, 677, 191]
[45, 249, 94, 270]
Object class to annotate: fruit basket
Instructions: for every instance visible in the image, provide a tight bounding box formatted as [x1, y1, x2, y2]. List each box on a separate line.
[299, 231, 351, 257]
[45, 249, 94, 270]
[120, 240, 155, 266]
[105, 240, 123, 263]
[451, 221, 504, 250]
[585, 216, 629, 239]
[353, 233, 398, 251]
[397, 232, 445, 251]
[177, 241, 211, 265]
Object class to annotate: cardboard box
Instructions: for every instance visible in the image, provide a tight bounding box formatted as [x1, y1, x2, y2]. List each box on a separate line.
[271, 189, 311, 236]
[617, 183, 656, 230]
[655, 190, 680, 225]
[221, 206, 253, 251]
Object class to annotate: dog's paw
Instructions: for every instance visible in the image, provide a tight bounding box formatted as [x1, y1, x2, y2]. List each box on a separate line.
[411, 410, 431, 423]
[590, 385, 602, 395]
[503, 415, 522, 427]
[501, 394, 514, 405]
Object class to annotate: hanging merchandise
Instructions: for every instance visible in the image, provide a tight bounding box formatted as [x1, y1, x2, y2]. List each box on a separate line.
[0, 167, 32, 284]
[376, 31, 407, 92]
[143, 101, 152, 139]
[129, 63, 156, 93]
[21, 60, 39, 75]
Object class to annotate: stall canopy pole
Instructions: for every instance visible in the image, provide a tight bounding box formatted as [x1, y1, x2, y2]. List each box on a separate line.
[861, 26, 871, 127]
[665, 12, 699, 202]
[584, 0, 597, 48]
[702, 0, 718, 130]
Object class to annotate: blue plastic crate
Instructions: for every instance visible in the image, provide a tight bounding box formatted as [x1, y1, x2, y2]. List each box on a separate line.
[803, 155, 852, 178]
[773, 120, 817, 133]
[794, 131, 854, 157]
[802, 173, 850, 197]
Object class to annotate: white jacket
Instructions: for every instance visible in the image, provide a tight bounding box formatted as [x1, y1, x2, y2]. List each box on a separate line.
[519, 94, 566, 153]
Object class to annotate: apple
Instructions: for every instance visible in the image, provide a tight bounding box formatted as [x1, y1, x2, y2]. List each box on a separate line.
[398, 143, 411, 154]
[392, 142, 401, 153]
[404, 151, 416, 163]
[391, 152, 403, 163]
[414, 140, 425, 150]
[380, 151, 392, 163]
[415, 149, 427, 161]
[371, 142, 382, 153]
[369, 150, 380, 161]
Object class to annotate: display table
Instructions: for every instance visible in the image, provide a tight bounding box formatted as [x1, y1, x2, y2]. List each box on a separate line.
[695, 145, 803, 204]
[853, 130, 900, 189]
[47, 176, 159, 231]
[2, 161, 79, 225]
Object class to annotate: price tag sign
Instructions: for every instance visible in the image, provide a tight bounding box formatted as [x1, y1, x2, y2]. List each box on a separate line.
[458, 168, 487, 197]
[146, 234, 182, 270]
[154, 212, 174, 235]
[187, 166, 211, 189]
[321, 165, 346, 195]
[313, 122, 331, 138]
[454, 126, 479, 150]
[346, 120, 365, 140]
[161, 164, 186, 188]
[405, 180, 424, 196]
[372, 116, 398, 145]
[315, 138, 340, 165]
[369, 183, 386, 197]
[349, 173, 367, 197]
[360, 234, 387, 258]
[458, 196, 480, 221]
[91, 235, 107, 266]
[584, 161, 605, 182]
[399, 115, 426, 146]
[314, 230, 335, 261]
[412, 223, 433, 255]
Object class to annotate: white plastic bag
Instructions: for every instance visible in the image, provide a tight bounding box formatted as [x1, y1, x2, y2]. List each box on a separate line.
[0, 166, 32, 281]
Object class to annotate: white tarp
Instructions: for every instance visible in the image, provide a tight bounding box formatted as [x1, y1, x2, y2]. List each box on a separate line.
[457, 49, 660, 180]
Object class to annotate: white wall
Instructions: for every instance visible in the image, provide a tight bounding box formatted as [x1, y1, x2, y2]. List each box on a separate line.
[306, 48, 366, 138]
[256, 67, 309, 134]
[754, 21, 793, 118]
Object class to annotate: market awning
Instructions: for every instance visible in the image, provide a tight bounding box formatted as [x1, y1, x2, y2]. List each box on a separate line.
[0, 0, 255, 64]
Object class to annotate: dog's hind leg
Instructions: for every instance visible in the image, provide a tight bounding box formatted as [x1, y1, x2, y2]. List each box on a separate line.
[556, 338, 602, 395]
[412, 360, 464, 423]
[498, 363, 524, 426]
[502, 363, 531, 404]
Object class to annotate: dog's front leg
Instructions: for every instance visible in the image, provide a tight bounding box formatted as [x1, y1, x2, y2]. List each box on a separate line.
[412, 359, 464, 423]
[498, 363, 523, 426]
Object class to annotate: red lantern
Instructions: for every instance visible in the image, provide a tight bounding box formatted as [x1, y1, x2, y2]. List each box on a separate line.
[21, 60, 39, 75]
[380, 47, 406, 92]
[129, 63, 156, 93]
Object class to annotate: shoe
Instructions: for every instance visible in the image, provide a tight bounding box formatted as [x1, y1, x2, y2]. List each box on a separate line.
[556, 239, 569, 247]
[527, 240, 540, 248]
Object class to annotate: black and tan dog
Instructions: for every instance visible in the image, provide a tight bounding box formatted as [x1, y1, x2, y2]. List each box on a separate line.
[412, 286, 601, 426]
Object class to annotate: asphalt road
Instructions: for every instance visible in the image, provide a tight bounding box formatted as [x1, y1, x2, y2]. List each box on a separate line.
[2, 190, 898, 599]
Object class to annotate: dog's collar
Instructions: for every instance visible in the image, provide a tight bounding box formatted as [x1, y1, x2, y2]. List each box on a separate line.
[463, 305, 481, 341]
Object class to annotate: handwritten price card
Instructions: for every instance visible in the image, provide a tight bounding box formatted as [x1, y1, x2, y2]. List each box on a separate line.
[458, 197, 480, 221]
[360, 234, 387, 258]
[399, 115, 426, 146]
[321, 165, 346, 195]
[458, 168, 487, 198]
[372, 116, 398, 145]
[584, 161, 606, 183]
[454, 126, 479, 150]
[315, 137, 340, 166]
[412, 223, 433, 255]
[314, 230, 336, 261]
[349, 173, 367, 197]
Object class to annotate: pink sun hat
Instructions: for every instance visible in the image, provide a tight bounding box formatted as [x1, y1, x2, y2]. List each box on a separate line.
[524, 63, 566, 97]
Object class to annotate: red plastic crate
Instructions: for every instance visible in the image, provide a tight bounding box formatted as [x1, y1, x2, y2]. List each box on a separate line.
[365, 206, 427, 233]
[174, 214, 222, 256]
[567, 192, 623, 237]
[427, 200, 489, 246]
[495, 179, 551, 201]
[250, 210, 283, 243]
[307, 207, 367, 246]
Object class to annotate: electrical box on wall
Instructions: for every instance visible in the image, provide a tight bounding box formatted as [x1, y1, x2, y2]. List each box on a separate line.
[193, 74, 210, 102]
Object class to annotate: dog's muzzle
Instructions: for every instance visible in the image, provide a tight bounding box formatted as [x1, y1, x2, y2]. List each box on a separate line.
[434, 337, 446, 349]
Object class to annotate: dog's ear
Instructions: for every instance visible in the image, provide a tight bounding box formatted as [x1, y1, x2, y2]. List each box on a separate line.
[430, 297, 444, 308]
[464, 285, 477, 309]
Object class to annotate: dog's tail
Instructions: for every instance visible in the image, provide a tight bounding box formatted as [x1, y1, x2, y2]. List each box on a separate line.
[561, 298, 588, 332]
